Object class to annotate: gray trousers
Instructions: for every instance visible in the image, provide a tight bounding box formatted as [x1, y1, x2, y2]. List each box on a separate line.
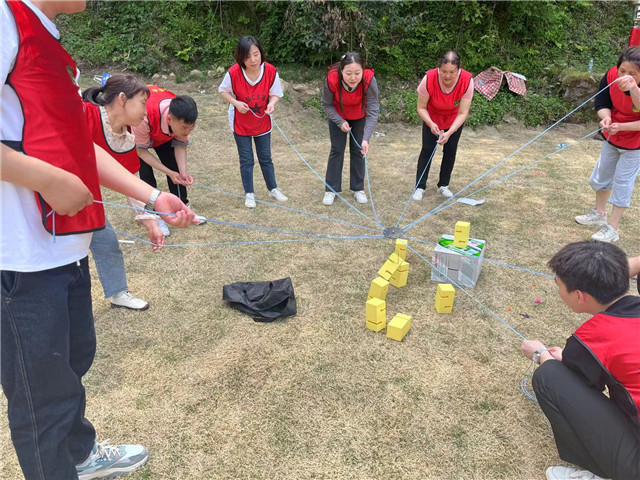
[533, 360, 640, 479]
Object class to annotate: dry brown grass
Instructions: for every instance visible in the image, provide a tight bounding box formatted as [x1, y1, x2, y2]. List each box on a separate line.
[2, 75, 638, 480]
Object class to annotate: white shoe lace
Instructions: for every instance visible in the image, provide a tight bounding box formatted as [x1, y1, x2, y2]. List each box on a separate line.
[93, 440, 122, 461]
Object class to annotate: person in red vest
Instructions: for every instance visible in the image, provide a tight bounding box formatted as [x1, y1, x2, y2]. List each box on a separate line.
[82, 74, 164, 311]
[575, 47, 640, 243]
[412, 51, 474, 201]
[321, 51, 380, 206]
[218, 36, 288, 209]
[1, 1, 195, 478]
[134, 86, 205, 233]
[521, 241, 640, 480]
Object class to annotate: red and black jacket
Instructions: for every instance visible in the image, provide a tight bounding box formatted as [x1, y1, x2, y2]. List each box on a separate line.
[4, 0, 104, 235]
[145, 85, 176, 146]
[327, 68, 375, 121]
[424, 67, 473, 130]
[595, 67, 640, 150]
[84, 102, 139, 174]
[229, 62, 277, 136]
[563, 295, 640, 425]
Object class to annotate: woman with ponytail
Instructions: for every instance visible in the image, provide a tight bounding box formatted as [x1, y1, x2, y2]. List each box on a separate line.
[82, 74, 160, 310]
[321, 52, 379, 206]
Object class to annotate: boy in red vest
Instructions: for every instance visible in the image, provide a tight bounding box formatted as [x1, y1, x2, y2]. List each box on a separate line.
[134, 87, 206, 233]
[1, 1, 195, 478]
[521, 241, 640, 480]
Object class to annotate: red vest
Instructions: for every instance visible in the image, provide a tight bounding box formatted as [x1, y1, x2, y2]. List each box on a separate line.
[6, 0, 104, 235]
[229, 63, 277, 136]
[604, 66, 640, 149]
[425, 68, 473, 130]
[84, 102, 139, 174]
[146, 85, 176, 146]
[327, 68, 375, 121]
[574, 308, 640, 418]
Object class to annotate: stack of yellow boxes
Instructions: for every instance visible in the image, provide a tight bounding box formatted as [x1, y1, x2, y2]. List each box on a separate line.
[434, 283, 455, 314]
[366, 277, 388, 332]
[366, 239, 412, 341]
[453, 221, 470, 248]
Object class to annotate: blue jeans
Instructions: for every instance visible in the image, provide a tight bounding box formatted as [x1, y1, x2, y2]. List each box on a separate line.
[233, 132, 278, 194]
[1, 257, 96, 479]
[89, 218, 127, 299]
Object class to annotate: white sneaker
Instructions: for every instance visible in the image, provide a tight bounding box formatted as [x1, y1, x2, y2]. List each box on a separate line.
[353, 190, 367, 203]
[322, 192, 335, 205]
[110, 291, 149, 311]
[545, 465, 604, 480]
[437, 185, 454, 198]
[268, 187, 288, 202]
[575, 208, 607, 226]
[76, 440, 148, 479]
[591, 224, 619, 243]
[245, 193, 256, 208]
[412, 188, 424, 201]
[156, 217, 171, 237]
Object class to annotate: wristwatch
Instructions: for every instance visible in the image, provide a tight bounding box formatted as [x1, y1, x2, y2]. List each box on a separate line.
[532, 347, 549, 364]
[145, 188, 161, 212]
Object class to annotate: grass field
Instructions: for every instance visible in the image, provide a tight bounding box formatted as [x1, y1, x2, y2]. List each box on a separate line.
[1, 74, 638, 479]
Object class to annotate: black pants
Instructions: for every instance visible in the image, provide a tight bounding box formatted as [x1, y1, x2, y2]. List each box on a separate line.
[533, 360, 640, 479]
[415, 123, 464, 189]
[324, 117, 365, 193]
[138, 140, 189, 204]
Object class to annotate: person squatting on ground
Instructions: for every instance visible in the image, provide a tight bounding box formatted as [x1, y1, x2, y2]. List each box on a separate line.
[412, 50, 474, 201]
[83, 74, 165, 311]
[521, 241, 640, 480]
[321, 51, 380, 206]
[218, 36, 288, 209]
[134, 84, 206, 234]
[575, 47, 640, 243]
[1, 0, 196, 478]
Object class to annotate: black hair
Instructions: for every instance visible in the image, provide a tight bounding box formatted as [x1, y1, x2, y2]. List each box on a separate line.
[234, 36, 265, 69]
[548, 240, 630, 305]
[81, 74, 149, 106]
[169, 96, 198, 124]
[437, 50, 461, 69]
[617, 46, 640, 70]
[328, 51, 367, 115]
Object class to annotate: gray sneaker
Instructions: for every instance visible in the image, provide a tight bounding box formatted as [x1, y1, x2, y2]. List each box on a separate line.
[575, 209, 607, 226]
[76, 440, 148, 479]
[591, 224, 619, 243]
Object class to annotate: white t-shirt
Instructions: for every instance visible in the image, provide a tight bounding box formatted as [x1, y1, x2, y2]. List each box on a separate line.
[1, 0, 91, 272]
[218, 64, 283, 135]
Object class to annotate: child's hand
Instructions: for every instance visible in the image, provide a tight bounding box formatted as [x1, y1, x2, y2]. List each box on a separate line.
[235, 101, 250, 114]
[340, 121, 351, 132]
[265, 103, 275, 115]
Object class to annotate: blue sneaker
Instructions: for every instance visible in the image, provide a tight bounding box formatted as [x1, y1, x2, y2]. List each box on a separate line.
[76, 440, 148, 479]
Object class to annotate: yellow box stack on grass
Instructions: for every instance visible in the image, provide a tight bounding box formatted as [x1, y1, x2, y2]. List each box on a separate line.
[366, 298, 386, 332]
[453, 221, 470, 249]
[435, 283, 455, 314]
